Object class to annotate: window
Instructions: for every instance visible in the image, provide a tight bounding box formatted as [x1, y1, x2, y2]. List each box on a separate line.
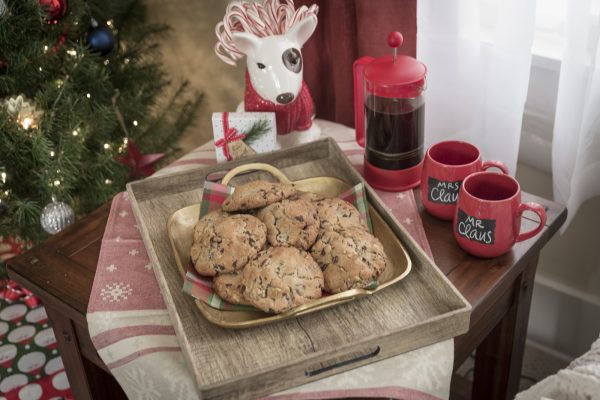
[533, 0, 567, 60]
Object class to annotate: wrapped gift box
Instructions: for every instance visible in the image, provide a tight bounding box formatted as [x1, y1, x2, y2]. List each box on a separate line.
[0, 237, 72, 400]
[212, 112, 277, 163]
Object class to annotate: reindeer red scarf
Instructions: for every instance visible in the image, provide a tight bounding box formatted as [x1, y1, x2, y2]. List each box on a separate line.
[244, 71, 314, 135]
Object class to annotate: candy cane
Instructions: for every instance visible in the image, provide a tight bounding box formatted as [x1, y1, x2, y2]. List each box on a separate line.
[215, 0, 319, 66]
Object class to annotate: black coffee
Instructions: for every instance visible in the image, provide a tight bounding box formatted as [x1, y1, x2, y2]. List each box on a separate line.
[364, 95, 424, 170]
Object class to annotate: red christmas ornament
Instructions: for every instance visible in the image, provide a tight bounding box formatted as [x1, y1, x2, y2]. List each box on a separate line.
[52, 32, 68, 53]
[39, 0, 68, 24]
[117, 139, 165, 179]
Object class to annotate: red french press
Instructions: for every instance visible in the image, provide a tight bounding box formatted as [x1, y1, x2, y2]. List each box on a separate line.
[354, 31, 427, 191]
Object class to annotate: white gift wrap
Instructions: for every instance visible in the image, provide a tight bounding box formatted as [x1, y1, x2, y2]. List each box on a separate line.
[212, 112, 277, 163]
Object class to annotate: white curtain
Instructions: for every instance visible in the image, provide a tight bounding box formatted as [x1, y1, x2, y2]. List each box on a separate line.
[552, 0, 600, 229]
[417, 0, 537, 175]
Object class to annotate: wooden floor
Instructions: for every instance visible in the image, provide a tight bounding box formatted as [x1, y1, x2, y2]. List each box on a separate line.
[146, 0, 246, 153]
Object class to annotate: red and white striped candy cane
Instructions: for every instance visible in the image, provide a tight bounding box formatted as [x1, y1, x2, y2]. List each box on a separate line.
[215, 0, 318, 66]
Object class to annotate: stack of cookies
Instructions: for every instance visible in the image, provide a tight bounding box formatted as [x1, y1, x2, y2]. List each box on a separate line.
[190, 180, 390, 314]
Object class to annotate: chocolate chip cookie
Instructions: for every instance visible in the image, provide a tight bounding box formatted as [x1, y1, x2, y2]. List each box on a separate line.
[257, 198, 320, 250]
[242, 247, 324, 314]
[310, 227, 388, 293]
[315, 197, 367, 232]
[190, 214, 267, 277]
[212, 273, 247, 305]
[222, 180, 297, 212]
[193, 210, 230, 243]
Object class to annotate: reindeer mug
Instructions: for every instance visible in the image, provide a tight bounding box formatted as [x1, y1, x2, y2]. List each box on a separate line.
[420, 141, 508, 220]
[215, 0, 319, 136]
[453, 172, 547, 258]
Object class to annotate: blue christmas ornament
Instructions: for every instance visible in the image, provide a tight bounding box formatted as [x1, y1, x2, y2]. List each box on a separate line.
[86, 19, 115, 55]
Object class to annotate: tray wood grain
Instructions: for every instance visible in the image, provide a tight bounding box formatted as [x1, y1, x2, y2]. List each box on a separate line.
[127, 138, 471, 399]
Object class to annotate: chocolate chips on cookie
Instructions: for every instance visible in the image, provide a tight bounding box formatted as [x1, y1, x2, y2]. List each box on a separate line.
[213, 273, 248, 305]
[315, 197, 367, 233]
[257, 198, 320, 250]
[191, 214, 267, 277]
[241, 247, 324, 313]
[193, 210, 230, 243]
[222, 180, 297, 212]
[311, 227, 389, 293]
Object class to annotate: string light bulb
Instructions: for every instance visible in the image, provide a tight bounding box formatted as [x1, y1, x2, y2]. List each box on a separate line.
[132, 120, 138, 127]
[103, 143, 110, 150]
[118, 137, 129, 153]
[86, 93, 91, 99]
[0, 169, 8, 210]
[20, 117, 35, 130]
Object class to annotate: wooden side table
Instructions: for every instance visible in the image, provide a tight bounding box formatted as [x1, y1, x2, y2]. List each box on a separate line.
[6, 191, 566, 400]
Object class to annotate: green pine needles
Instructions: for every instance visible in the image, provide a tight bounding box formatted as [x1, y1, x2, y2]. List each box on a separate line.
[243, 119, 271, 145]
[0, 0, 202, 242]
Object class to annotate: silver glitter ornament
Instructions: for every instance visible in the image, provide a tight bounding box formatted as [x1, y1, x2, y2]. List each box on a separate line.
[40, 196, 75, 234]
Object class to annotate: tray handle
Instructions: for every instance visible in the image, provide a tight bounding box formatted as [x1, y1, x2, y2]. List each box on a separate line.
[304, 345, 381, 376]
[221, 163, 292, 186]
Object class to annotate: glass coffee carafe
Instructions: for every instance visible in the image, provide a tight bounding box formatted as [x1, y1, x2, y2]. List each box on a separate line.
[354, 31, 427, 191]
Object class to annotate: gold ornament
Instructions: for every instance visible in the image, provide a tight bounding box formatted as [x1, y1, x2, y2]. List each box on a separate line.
[2, 95, 44, 130]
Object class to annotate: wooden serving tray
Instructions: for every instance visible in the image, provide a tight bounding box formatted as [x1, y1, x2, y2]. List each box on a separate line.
[166, 163, 412, 328]
[127, 138, 471, 400]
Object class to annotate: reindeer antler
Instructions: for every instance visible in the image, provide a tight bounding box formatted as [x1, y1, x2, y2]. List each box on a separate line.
[214, 0, 318, 66]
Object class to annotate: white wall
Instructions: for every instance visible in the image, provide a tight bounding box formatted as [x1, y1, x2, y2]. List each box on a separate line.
[517, 56, 600, 358]
[518, 163, 600, 357]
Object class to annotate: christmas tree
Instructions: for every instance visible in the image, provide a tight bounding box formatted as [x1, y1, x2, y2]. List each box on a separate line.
[0, 0, 202, 243]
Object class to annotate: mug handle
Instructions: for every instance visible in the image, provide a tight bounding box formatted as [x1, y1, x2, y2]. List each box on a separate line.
[516, 202, 547, 242]
[481, 160, 509, 174]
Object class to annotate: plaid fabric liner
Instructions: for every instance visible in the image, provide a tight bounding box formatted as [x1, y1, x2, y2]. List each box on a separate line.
[183, 180, 373, 311]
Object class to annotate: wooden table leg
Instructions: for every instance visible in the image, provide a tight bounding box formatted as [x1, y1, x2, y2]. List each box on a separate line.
[472, 255, 539, 400]
[45, 308, 129, 399]
[45, 307, 95, 400]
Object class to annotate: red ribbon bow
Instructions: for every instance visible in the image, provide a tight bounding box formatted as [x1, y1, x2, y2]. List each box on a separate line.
[214, 112, 247, 161]
[0, 279, 40, 308]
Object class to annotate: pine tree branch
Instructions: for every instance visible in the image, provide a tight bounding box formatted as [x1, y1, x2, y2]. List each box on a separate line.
[244, 119, 271, 145]
[0, 0, 202, 241]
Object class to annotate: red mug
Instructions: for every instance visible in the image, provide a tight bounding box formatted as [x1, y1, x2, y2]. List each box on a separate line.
[453, 172, 547, 258]
[421, 140, 508, 220]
